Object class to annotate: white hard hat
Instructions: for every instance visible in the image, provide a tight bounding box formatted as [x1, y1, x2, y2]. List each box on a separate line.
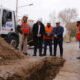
[77, 19, 80, 21]
[77, 19, 80, 24]
[23, 14, 28, 17]
[47, 21, 51, 23]
[37, 18, 42, 22]
[55, 19, 60, 23]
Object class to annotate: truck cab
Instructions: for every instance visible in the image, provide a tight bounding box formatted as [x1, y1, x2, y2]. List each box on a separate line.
[0, 8, 19, 48]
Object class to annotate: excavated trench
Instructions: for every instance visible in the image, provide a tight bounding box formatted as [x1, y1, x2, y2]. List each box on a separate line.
[0, 38, 65, 80]
[0, 57, 65, 80]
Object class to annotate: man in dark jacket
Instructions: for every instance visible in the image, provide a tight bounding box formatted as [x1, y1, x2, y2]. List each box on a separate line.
[32, 18, 45, 56]
[53, 21, 64, 57]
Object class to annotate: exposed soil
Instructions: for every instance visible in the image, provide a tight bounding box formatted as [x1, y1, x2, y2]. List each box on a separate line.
[0, 38, 65, 80]
[0, 38, 24, 65]
[0, 57, 65, 80]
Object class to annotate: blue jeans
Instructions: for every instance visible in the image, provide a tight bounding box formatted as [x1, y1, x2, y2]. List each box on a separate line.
[54, 39, 63, 57]
[79, 41, 80, 48]
[44, 39, 52, 56]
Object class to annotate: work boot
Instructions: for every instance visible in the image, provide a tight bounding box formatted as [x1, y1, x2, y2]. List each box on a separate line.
[77, 57, 80, 59]
[23, 52, 29, 56]
[33, 54, 36, 56]
[42, 54, 46, 56]
[50, 52, 53, 56]
[60, 56, 63, 58]
[50, 54, 54, 56]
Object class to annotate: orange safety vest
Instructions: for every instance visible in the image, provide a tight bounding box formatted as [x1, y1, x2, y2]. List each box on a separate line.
[76, 30, 80, 41]
[21, 22, 29, 34]
[44, 26, 53, 39]
[76, 25, 80, 41]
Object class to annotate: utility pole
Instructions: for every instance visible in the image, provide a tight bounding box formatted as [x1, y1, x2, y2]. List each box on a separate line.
[16, 0, 33, 21]
[16, 0, 18, 21]
[0, 0, 2, 7]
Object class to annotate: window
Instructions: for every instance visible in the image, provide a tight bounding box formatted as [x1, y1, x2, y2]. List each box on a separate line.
[3, 10, 12, 22]
[2, 10, 12, 27]
[6, 11, 12, 21]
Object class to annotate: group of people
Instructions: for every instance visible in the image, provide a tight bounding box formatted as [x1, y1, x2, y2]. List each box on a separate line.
[17, 15, 64, 58]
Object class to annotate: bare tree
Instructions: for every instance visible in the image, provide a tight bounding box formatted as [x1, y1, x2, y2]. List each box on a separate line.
[59, 8, 78, 42]
[59, 8, 78, 23]
[49, 11, 57, 26]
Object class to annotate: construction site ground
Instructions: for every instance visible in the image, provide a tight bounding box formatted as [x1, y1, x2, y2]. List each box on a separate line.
[0, 38, 80, 80]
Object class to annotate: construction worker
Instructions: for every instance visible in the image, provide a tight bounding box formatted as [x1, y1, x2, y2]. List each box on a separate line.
[53, 21, 64, 58]
[43, 22, 53, 56]
[32, 18, 45, 56]
[18, 15, 29, 55]
[76, 20, 80, 49]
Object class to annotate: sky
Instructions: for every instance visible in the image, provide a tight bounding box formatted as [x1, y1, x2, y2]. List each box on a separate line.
[0, 0, 80, 22]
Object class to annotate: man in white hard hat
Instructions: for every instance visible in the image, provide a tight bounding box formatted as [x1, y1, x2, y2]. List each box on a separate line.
[53, 21, 64, 58]
[17, 14, 29, 55]
[32, 18, 45, 56]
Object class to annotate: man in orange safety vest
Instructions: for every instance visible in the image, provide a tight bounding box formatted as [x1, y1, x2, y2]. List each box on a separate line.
[18, 15, 29, 55]
[43, 22, 53, 56]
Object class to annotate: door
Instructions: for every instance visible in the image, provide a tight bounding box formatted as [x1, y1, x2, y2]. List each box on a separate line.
[1, 9, 15, 34]
[0, 9, 1, 32]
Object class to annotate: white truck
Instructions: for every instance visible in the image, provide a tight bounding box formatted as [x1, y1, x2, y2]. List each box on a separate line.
[0, 7, 34, 48]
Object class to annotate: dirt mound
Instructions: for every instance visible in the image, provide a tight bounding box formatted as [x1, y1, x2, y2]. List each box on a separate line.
[23, 57, 65, 80]
[0, 37, 65, 80]
[0, 57, 65, 80]
[0, 38, 24, 65]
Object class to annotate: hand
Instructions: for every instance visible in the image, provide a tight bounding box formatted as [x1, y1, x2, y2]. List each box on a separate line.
[24, 34, 29, 37]
[54, 35, 57, 38]
[76, 28, 79, 32]
[27, 35, 29, 38]
[47, 34, 50, 37]
[37, 34, 41, 37]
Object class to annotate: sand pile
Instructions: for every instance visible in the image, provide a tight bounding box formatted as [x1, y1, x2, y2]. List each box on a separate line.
[0, 38, 24, 65]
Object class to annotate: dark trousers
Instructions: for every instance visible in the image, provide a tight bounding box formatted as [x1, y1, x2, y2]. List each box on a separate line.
[34, 40, 43, 56]
[44, 39, 52, 56]
[54, 39, 63, 57]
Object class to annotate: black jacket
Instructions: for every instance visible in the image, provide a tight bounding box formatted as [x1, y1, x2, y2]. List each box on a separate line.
[32, 22, 45, 42]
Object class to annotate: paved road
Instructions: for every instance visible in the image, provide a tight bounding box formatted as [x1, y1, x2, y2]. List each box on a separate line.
[54, 42, 80, 80]
[27, 42, 80, 80]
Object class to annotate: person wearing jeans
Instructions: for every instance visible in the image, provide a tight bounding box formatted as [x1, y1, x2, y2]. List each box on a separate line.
[43, 22, 53, 56]
[53, 21, 64, 58]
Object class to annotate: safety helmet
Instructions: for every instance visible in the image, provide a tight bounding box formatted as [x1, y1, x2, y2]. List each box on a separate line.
[37, 18, 42, 22]
[55, 19, 60, 23]
[23, 14, 28, 18]
[77, 19, 80, 24]
[47, 21, 51, 24]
